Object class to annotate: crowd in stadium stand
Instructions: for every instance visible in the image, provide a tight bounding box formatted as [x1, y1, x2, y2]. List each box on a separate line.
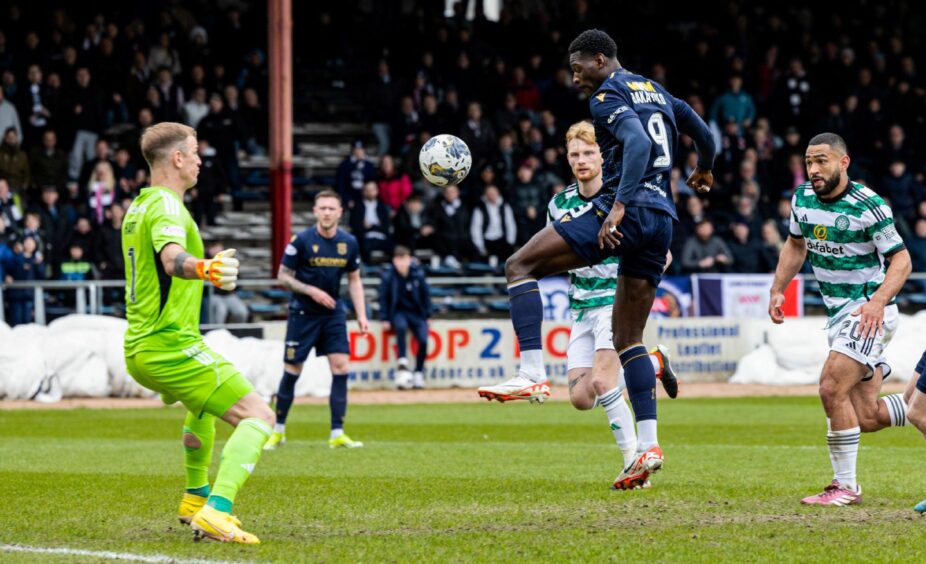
[322, 1, 926, 276]
[2, 1, 926, 324]
[0, 2, 266, 323]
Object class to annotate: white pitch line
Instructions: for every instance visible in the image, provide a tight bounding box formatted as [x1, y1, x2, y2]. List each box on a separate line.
[0, 543, 246, 563]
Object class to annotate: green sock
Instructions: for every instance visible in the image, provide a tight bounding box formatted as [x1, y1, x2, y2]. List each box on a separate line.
[183, 411, 216, 493]
[210, 418, 271, 509]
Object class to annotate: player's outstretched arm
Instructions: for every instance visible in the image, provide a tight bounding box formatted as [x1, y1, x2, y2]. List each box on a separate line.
[768, 236, 807, 324]
[160, 243, 239, 290]
[672, 97, 716, 193]
[347, 269, 369, 334]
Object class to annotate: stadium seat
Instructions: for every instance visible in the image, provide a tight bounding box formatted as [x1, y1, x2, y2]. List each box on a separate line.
[429, 286, 457, 298]
[463, 285, 495, 296]
[447, 301, 480, 312]
[261, 289, 292, 301]
[487, 300, 510, 312]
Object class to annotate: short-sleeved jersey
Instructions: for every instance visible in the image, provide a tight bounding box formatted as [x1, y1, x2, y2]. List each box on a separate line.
[590, 69, 679, 219]
[789, 181, 905, 320]
[547, 184, 618, 310]
[282, 226, 360, 315]
[122, 186, 205, 356]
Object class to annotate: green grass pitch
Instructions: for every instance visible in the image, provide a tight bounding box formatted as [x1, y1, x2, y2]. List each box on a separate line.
[1, 396, 925, 562]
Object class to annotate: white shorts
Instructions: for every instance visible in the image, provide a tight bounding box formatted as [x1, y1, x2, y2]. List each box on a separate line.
[827, 302, 898, 378]
[567, 306, 614, 371]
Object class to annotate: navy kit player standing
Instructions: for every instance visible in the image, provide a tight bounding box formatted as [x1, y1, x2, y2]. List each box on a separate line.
[478, 29, 716, 489]
[265, 189, 369, 450]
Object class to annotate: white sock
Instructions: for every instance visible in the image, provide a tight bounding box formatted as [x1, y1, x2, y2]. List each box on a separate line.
[649, 354, 661, 377]
[519, 350, 546, 382]
[599, 387, 637, 468]
[273, 423, 286, 434]
[827, 426, 860, 489]
[330, 428, 344, 440]
[636, 420, 658, 452]
[881, 393, 908, 427]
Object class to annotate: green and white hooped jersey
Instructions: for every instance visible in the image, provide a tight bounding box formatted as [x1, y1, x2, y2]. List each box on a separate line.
[789, 181, 905, 320]
[547, 184, 618, 310]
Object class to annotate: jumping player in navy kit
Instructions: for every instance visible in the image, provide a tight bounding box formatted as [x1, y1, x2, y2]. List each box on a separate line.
[265, 189, 369, 450]
[478, 29, 716, 489]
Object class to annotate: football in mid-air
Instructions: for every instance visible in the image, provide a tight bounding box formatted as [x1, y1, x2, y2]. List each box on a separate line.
[418, 134, 472, 186]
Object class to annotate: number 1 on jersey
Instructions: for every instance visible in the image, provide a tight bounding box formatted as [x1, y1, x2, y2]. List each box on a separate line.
[646, 113, 672, 168]
[128, 246, 137, 303]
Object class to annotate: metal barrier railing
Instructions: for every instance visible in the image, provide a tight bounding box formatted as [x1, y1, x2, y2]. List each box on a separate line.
[4, 273, 926, 325]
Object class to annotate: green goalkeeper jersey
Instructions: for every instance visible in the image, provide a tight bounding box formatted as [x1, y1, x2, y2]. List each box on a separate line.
[122, 186, 205, 356]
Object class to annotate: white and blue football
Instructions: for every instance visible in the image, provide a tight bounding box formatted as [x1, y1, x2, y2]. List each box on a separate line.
[418, 134, 472, 187]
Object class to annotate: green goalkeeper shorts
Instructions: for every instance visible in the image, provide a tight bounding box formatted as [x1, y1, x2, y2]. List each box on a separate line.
[126, 342, 254, 418]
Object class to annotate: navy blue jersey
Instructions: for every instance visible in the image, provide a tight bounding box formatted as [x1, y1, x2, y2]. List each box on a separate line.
[590, 69, 682, 219]
[282, 227, 360, 314]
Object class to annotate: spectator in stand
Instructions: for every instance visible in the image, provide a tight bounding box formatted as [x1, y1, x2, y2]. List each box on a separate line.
[86, 160, 117, 226]
[774, 197, 792, 240]
[17, 65, 50, 149]
[538, 110, 562, 149]
[418, 94, 443, 137]
[0, 87, 21, 143]
[709, 75, 756, 135]
[334, 140, 376, 210]
[94, 201, 124, 281]
[376, 154, 412, 213]
[392, 96, 420, 158]
[682, 218, 733, 273]
[241, 87, 267, 155]
[425, 184, 470, 269]
[112, 147, 138, 197]
[730, 195, 763, 241]
[67, 67, 104, 181]
[0, 127, 30, 193]
[494, 92, 520, 136]
[182, 86, 209, 128]
[66, 216, 94, 261]
[908, 218, 926, 279]
[393, 193, 429, 252]
[191, 138, 227, 227]
[511, 163, 546, 245]
[21, 211, 44, 255]
[349, 181, 392, 262]
[470, 184, 516, 262]
[727, 222, 763, 273]
[29, 130, 68, 192]
[36, 185, 73, 276]
[148, 32, 182, 75]
[205, 241, 249, 324]
[60, 242, 92, 281]
[760, 219, 783, 273]
[0, 177, 23, 227]
[197, 93, 241, 197]
[493, 131, 518, 190]
[459, 101, 497, 176]
[881, 159, 922, 235]
[378, 245, 432, 390]
[368, 60, 400, 156]
[509, 66, 540, 112]
[6, 236, 45, 325]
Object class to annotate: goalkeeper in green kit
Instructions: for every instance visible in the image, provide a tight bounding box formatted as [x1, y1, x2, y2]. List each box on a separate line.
[122, 122, 274, 544]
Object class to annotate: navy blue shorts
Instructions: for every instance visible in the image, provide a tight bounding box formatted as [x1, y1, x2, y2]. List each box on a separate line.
[283, 308, 349, 363]
[553, 205, 672, 287]
[916, 349, 926, 394]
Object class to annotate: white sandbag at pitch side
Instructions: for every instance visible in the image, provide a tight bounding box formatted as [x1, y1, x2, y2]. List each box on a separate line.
[730, 312, 926, 385]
